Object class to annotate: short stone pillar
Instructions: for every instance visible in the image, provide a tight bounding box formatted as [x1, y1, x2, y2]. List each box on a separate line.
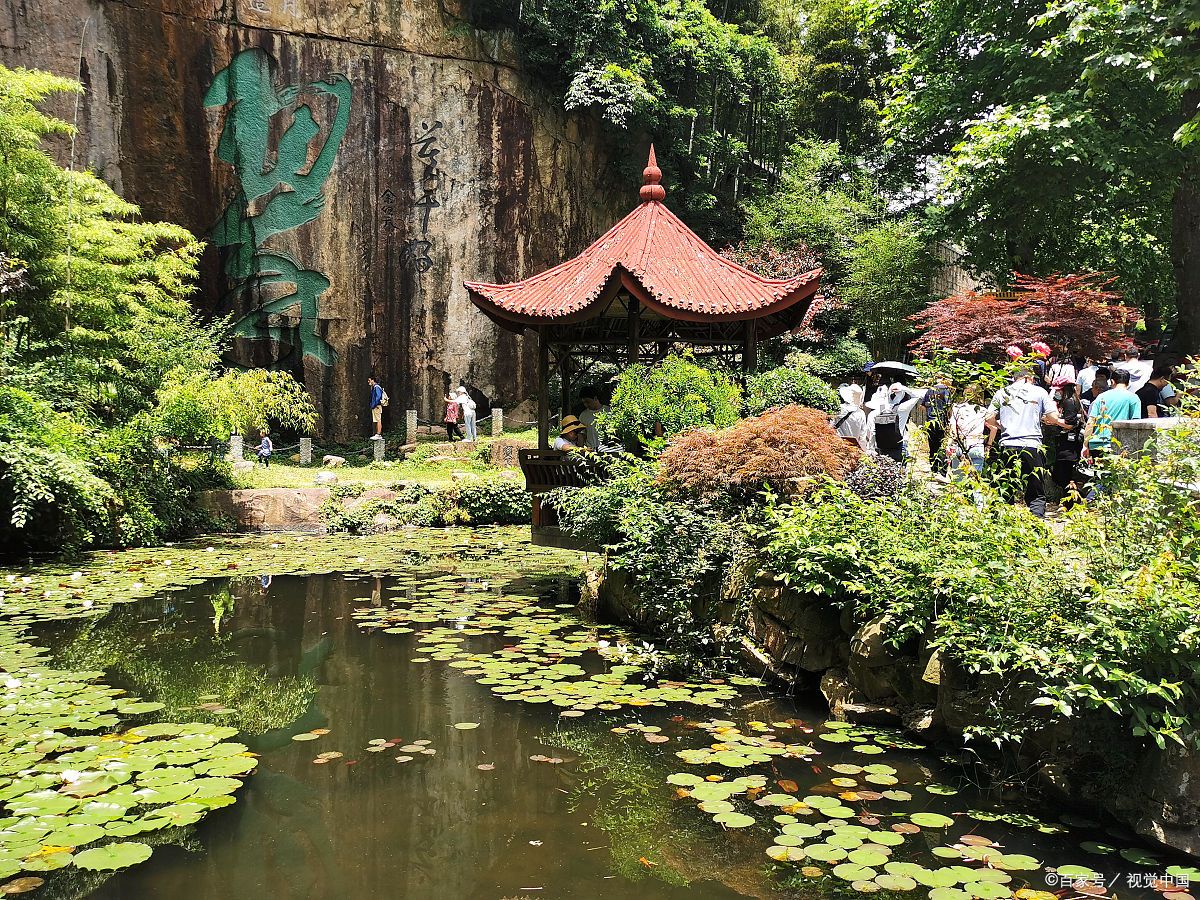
[491, 407, 503, 437]
[299, 437, 313, 464]
[372, 437, 386, 462]
[228, 434, 243, 461]
[405, 409, 418, 442]
[1112, 417, 1186, 457]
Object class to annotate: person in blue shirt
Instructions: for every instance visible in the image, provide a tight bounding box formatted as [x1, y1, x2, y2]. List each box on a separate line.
[1082, 368, 1142, 459]
[257, 430, 273, 467]
[367, 375, 384, 438]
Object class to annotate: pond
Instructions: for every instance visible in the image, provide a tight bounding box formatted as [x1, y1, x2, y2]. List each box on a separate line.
[4, 530, 1196, 899]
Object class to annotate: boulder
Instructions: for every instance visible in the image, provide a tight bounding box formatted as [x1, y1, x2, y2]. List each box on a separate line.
[314, 472, 338, 485]
[820, 668, 864, 715]
[1130, 744, 1200, 856]
[841, 701, 903, 727]
[322, 455, 346, 467]
[850, 615, 901, 667]
[902, 707, 945, 742]
[197, 488, 328, 531]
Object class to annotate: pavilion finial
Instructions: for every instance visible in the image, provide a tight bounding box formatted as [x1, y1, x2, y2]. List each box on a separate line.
[640, 144, 666, 202]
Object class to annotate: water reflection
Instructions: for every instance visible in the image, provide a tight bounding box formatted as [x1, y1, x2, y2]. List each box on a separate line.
[41, 575, 746, 900]
[33, 569, 1192, 900]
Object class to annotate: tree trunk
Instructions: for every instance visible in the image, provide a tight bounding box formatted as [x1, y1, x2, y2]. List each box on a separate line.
[1171, 90, 1200, 355]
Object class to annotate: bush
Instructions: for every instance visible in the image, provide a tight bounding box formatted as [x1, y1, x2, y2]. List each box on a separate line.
[547, 456, 655, 547]
[760, 475, 1200, 750]
[550, 459, 744, 672]
[784, 335, 871, 380]
[598, 353, 741, 451]
[155, 368, 317, 442]
[452, 478, 528, 525]
[745, 366, 839, 415]
[844, 454, 907, 499]
[657, 405, 860, 496]
[0, 388, 228, 554]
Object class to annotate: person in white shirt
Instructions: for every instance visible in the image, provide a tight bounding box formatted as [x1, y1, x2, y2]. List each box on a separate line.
[1113, 347, 1153, 392]
[985, 370, 1067, 518]
[553, 415, 588, 451]
[1076, 359, 1099, 395]
[578, 395, 606, 450]
[832, 384, 869, 451]
[1046, 356, 1077, 396]
[947, 387, 996, 476]
[454, 386, 478, 442]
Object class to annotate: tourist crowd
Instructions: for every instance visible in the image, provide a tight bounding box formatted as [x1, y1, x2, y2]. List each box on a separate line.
[832, 344, 1188, 517]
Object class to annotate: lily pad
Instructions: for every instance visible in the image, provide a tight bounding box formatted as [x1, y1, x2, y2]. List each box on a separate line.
[73, 841, 153, 871]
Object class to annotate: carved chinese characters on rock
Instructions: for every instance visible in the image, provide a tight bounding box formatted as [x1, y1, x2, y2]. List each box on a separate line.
[406, 120, 442, 273]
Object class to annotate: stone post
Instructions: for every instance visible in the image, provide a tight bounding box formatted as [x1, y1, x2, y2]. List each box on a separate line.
[228, 434, 243, 461]
[491, 407, 503, 437]
[299, 437, 313, 464]
[372, 437, 386, 462]
[405, 409, 417, 442]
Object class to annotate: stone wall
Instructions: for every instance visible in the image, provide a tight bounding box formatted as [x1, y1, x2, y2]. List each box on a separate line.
[2, 0, 627, 439]
[594, 566, 1200, 858]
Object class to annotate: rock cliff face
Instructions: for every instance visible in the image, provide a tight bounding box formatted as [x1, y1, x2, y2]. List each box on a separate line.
[2, 0, 626, 439]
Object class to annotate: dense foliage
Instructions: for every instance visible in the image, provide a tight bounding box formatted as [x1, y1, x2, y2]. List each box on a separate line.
[471, 0, 801, 239]
[761, 465, 1200, 750]
[549, 458, 745, 671]
[321, 477, 530, 533]
[745, 365, 838, 414]
[597, 353, 741, 450]
[658, 405, 860, 495]
[0, 65, 314, 554]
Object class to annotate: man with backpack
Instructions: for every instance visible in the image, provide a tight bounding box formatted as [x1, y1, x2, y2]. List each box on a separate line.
[368, 375, 388, 438]
[985, 367, 1067, 518]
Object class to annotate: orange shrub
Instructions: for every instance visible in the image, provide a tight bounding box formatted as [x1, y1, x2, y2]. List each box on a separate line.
[657, 405, 861, 495]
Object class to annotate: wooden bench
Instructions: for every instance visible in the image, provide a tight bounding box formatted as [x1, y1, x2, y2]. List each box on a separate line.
[518, 449, 599, 551]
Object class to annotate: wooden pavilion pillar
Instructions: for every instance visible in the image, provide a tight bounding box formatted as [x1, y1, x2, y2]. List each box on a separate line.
[537, 327, 550, 449]
[559, 351, 573, 421]
[742, 320, 758, 375]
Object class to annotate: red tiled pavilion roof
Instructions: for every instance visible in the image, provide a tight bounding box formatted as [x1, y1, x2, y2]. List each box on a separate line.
[465, 147, 822, 334]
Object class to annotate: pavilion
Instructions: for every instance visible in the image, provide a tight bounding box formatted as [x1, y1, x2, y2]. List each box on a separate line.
[466, 147, 823, 449]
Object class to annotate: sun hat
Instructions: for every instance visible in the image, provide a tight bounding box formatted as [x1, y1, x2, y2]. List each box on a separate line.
[1051, 375, 1073, 389]
[559, 415, 587, 435]
[838, 384, 864, 407]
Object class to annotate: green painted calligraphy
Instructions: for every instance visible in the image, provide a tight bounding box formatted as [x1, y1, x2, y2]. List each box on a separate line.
[204, 49, 351, 366]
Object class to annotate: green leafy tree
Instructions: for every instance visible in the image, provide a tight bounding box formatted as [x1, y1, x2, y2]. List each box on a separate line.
[473, 0, 796, 241]
[598, 353, 742, 450]
[789, 0, 885, 153]
[0, 64, 204, 419]
[1034, 0, 1200, 350]
[744, 137, 884, 280]
[843, 217, 935, 358]
[155, 369, 318, 444]
[870, 0, 1181, 343]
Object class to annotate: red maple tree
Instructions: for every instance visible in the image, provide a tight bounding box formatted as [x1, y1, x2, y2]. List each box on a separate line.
[909, 272, 1138, 359]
